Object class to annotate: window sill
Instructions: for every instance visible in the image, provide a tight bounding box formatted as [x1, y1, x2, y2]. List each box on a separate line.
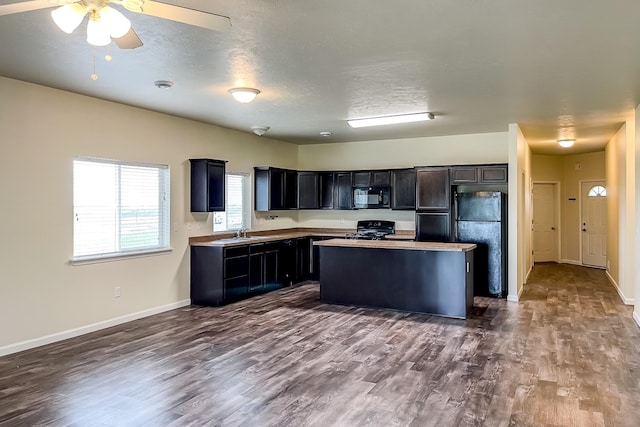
[70, 248, 173, 266]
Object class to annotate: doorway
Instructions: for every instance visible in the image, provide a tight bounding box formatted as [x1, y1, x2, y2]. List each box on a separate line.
[532, 183, 558, 262]
[581, 181, 607, 268]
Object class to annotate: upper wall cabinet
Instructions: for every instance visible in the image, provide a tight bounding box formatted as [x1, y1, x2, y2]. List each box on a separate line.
[451, 164, 508, 185]
[335, 172, 353, 210]
[353, 170, 391, 187]
[255, 167, 298, 211]
[298, 171, 319, 210]
[390, 168, 416, 210]
[190, 158, 227, 212]
[416, 167, 450, 211]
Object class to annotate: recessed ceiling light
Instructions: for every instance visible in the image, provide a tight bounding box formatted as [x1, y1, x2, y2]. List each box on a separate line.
[154, 80, 174, 89]
[558, 139, 575, 148]
[347, 112, 434, 128]
[320, 131, 332, 137]
[229, 87, 260, 103]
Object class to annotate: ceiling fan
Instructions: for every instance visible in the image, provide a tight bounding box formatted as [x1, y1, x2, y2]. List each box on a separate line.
[0, 0, 231, 49]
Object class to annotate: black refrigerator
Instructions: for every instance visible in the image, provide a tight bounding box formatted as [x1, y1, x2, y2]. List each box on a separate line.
[455, 191, 507, 297]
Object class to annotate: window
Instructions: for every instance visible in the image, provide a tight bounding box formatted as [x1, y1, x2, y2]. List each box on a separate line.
[73, 157, 170, 261]
[588, 185, 607, 197]
[214, 173, 250, 232]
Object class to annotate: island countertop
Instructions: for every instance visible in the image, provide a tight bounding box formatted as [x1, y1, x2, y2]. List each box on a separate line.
[313, 238, 476, 252]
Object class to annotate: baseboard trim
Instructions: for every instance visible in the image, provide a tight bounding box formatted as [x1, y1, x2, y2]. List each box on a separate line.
[604, 271, 635, 305]
[633, 311, 640, 329]
[560, 259, 582, 266]
[507, 285, 524, 302]
[0, 299, 191, 357]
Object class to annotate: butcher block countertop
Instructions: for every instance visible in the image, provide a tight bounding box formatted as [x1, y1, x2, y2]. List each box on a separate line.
[314, 239, 476, 252]
[189, 228, 416, 247]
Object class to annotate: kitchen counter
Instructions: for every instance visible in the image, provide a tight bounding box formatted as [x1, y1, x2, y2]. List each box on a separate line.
[189, 228, 416, 247]
[317, 239, 476, 319]
[314, 239, 475, 252]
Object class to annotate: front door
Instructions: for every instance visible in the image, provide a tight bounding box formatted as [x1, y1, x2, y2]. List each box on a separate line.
[532, 183, 557, 262]
[581, 181, 607, 268]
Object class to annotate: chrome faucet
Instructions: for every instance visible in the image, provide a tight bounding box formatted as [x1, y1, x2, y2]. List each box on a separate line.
[235, 228, 248, 238]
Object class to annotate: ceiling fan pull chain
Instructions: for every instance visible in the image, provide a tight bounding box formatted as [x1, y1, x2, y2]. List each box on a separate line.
[91, 49, 98, 81]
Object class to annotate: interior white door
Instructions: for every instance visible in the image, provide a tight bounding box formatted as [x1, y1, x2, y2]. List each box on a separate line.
[532, 183, 557, 262]
[581, 181, 607, 268]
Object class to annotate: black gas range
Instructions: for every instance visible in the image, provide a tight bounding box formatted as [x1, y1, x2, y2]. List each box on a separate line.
[345, 220, 396, 240]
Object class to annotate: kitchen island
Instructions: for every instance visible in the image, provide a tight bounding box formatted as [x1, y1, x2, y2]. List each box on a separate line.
[314, 239, 476, 319]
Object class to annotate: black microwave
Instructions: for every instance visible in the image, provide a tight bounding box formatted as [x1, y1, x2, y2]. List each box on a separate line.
[353, 186, 390, 209]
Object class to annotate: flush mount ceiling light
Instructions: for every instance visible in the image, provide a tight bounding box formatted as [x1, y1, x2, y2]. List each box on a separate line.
[347, 112, 435, 128]
[229, 87, 260, 103]
[252, 126, 270, 136]
[320, 131, 332, 137]
[154, 80, 173, 89]
[558, 139, 575, 148]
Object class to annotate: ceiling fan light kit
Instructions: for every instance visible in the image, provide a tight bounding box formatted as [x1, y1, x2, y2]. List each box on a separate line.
[229, 88, 260, 103]
[51, 4, 85, 34]
[347, 112, 435, 128]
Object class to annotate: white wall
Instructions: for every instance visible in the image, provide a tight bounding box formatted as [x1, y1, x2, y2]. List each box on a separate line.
[0, 77, 299, 353]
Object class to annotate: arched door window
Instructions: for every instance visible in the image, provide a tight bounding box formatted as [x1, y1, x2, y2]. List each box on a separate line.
[588, 185, 606, 197]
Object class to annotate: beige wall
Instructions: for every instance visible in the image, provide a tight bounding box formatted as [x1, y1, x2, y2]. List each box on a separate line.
[635, 105, 640, 325]
[531, 152, 606, 264]
[508, 124, 532, 301]
[605, 125, 624, 290]
[0, 77, 299, 352]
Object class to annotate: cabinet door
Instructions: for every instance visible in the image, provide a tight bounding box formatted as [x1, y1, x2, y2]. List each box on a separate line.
[416, 167, 450, 211]
[451, 167, 478, 185]
[480, 165, 508, 183]
[224, 276, 249, 300]
[352, 172, 370, 187]
[284, 170, 298, 209]
[279, 239, 296, 285]
[372, 170, 390, 186]
[298, 172, 318, 209]
[391, 169, 416, 210]
[190, 158, 226, 212]
[319, 173, 335, 209]
[295, 237, 311, 282]
[416, 212, 451, 242]
[269, 169, 285, 210]
[264, 249, 279, 286]
[249, 253, 264, 291]
[335, 172, 353, 209]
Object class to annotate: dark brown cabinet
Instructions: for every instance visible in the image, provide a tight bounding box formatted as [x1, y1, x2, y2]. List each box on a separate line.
[391, 168, 416, 210]
[353, 170, 390, 187]
[319, 172, 335, 209]
[298, 172, 319, 209]
[189, 158, 226, 212]
[416, 167, 450, 211]
[254, 167, 298, 211]
[451, 164, 508, 185]
[335, 172, 353, 209]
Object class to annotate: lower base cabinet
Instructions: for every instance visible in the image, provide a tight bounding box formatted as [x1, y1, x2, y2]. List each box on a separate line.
[191, 237, 311, 307]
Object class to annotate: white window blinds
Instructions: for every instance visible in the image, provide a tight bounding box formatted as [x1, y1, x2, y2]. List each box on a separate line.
[73, 157, 170, 260]
[213, 173, 250, 232]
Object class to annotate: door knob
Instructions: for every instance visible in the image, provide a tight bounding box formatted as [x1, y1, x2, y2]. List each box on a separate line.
[582, 228, 587, 232]
[551, 227, 555, 230]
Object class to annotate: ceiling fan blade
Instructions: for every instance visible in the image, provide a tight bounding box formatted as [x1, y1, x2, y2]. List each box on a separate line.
[113, 27, 143, 49]
[141, 1, 231, 32]
[0, 0, 55, 17]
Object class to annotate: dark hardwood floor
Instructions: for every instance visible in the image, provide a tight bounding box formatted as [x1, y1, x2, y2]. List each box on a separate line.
[2, 263, 640, 426]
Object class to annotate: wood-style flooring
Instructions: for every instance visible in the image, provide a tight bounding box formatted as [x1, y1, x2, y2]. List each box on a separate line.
[2, 263, 640, 426]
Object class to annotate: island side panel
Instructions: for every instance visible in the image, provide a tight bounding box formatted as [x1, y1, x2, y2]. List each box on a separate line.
[319, 246, 473, 319]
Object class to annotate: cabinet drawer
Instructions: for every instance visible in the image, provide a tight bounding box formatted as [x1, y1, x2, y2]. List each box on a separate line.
[224, 255, 249, 279]
[249, 243, 265, 254]
[224, 246, 249, 258]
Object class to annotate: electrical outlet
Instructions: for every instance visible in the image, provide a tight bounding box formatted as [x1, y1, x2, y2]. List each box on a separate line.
[114, 287, 121, 298]
[187, 222, 192, 231]
[341, 218, 345, 224]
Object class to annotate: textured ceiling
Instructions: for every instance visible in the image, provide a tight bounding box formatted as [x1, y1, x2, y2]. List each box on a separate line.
[1, 0, 639, 155]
